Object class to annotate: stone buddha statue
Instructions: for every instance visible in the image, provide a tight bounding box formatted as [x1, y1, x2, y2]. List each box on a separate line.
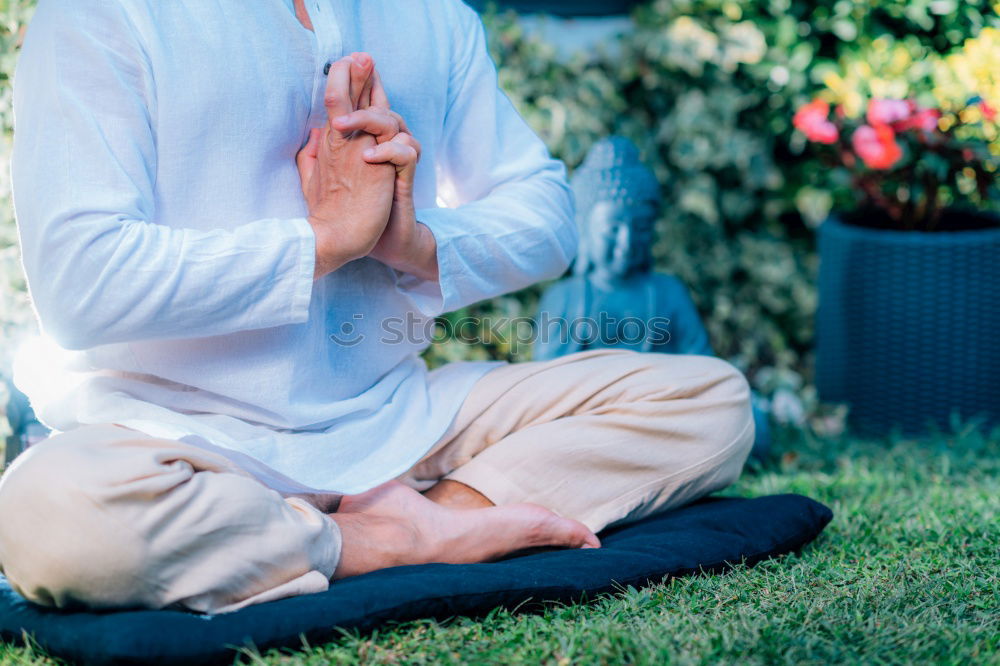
[534, 137, 713, 359]
[533, 136, 770, 456]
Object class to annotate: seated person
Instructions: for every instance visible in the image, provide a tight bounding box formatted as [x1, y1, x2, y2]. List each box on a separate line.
[0, 0, 754, 614]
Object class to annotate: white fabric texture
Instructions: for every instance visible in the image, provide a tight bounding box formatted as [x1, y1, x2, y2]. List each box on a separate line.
[10, 0, 577, 493]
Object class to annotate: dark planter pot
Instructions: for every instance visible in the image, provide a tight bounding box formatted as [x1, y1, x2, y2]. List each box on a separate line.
[816, 214, 1000, 434]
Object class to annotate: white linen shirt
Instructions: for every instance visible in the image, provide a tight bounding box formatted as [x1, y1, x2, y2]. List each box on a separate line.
[10, 0, 577, 493]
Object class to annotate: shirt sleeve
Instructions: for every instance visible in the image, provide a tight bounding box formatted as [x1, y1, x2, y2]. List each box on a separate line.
[11, 0, 316, 351]
[393, 2, 578, 317]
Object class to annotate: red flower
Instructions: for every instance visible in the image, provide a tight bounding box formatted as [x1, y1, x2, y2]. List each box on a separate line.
[793, 99, 839, 144]
[852, 124, 903, 169]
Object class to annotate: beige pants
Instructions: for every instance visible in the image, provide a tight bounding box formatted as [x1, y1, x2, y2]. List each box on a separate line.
[0, 350, 753, 614]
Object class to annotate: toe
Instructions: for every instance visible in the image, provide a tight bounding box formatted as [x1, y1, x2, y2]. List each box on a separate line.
[563, 517, 601, 549]
[518, 504, 601, 550]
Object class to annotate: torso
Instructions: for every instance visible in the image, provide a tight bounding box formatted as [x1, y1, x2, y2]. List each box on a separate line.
[95, 0, 456, 405]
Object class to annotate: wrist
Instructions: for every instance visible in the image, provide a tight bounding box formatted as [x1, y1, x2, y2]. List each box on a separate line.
[393, 222, 438, 282]
[308, 216, 354, 280]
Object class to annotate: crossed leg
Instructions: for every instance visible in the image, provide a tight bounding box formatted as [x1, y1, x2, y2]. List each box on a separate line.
[0, 350, 751, 614]
[406, 349, 755, 533]
[0, 426, 595, 614]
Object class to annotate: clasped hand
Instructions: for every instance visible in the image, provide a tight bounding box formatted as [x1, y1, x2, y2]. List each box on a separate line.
[297, 53, 437, 281]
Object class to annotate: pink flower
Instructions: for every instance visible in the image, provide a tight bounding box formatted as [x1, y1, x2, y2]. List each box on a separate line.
[897, 107, 941, 133]
[867, 99, 913, 126]
[793, 99, 839, 144]
[868, 98, 942, 134]
[852, 124, 903, 169]
[982, 100, 997, 122]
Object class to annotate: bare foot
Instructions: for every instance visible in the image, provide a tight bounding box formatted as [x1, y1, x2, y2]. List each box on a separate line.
[330, 481, 600, 579]
[423, 479, 494, 509]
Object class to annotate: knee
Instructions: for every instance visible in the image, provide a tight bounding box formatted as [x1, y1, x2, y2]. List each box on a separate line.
[691, 355, 752, 399]
[645, 353, 755, 465]
[698, 356, 754, 449]
[647, 352, 752, 411]
[694, 357, 755, 483]
[0, 431, 156, 609]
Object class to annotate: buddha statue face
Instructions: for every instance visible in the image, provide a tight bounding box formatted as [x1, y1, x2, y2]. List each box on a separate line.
[579, 199, 657, 281]
[570, 136, 661, 282]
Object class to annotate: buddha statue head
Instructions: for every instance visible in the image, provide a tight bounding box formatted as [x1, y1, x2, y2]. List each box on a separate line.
[570, 136, 661, 282]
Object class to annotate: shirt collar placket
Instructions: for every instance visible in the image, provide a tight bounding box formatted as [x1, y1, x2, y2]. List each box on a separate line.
[307, 0, 344, 121]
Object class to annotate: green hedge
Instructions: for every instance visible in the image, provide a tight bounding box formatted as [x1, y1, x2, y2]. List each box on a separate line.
[1, 1, 997, 429]
[0, 0, 35, 431]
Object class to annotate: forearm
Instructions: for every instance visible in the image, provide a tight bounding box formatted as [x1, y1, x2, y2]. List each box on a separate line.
[389, 3, 578, 317]
[12, 0, 320, 350]
[396, 167, 576, 317]
[20, 213, 315, 349]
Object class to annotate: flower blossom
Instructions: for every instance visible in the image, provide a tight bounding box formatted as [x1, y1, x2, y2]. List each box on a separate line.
[981, 100, 997, 122]
[866, 98, 912, 126]
[897, 107, 942, 133]
[868, 98, 941, 133]
[793, 99, 839, 144]
[852, 124, 903, 169]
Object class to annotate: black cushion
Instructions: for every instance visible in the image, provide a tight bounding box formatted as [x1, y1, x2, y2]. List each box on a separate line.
[0, 494, 832, 665]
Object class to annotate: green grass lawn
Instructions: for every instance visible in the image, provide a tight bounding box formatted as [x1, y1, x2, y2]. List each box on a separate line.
[2, 425, 997, 665]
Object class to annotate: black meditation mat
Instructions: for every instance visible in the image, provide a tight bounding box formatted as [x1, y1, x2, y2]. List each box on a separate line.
[0, 494, 832, 665]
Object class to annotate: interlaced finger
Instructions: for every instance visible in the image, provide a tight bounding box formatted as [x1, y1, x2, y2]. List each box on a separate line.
[362, 132, 421, 170]
[330, 108, 401, 143]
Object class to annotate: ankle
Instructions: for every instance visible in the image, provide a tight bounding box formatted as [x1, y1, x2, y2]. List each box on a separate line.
[329, 512, 420, 578]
